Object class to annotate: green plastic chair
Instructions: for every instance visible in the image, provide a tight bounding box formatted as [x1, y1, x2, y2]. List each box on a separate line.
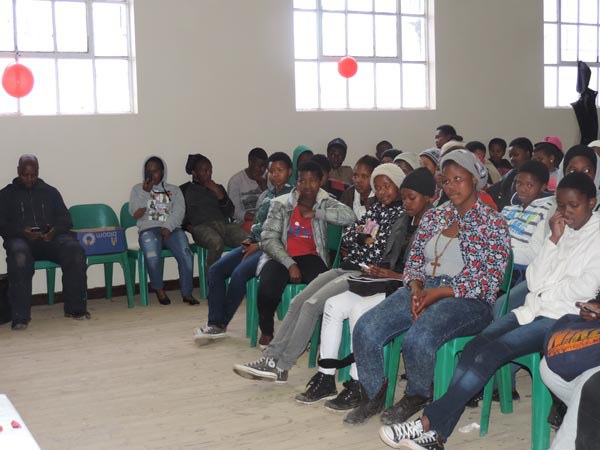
[34, 260, 60, 304]
[69, 204, 135, 308]
[246, 224, 345, 347]
[479, 266, 552, 450]
[384, 250, 514, 408]
[121, 202, 204, 306]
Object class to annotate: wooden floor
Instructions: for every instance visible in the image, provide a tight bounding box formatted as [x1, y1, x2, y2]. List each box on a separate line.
[0, 294, 548, 450]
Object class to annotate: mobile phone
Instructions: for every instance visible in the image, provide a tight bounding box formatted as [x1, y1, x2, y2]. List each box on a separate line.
[30, 226, 41, 233]
[144, 171, 153, 184]
[580, 304, 598, 313]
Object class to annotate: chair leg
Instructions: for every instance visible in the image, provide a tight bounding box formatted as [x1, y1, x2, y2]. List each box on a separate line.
[337, 320, 352, 382]
[531, 362, 552, 450]
[433, 345, 454, 400]
[121, 256, 135, 308]
[384, 335, 405, 408]
[497, 364, 514, 414]
[138, 254, 149, 306]
[198, 248, 208, 299]
[308, 316, 321, 369]
[479, 376, 496, 436]
[104, 263, 114, 299]
[46, 268, 56, 305]
[246, 278, 259, 347]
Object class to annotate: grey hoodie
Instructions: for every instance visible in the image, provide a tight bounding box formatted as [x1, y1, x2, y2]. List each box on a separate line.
[129, 156, 186, 233]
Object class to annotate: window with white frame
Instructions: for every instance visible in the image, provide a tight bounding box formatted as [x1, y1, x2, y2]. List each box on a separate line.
[544, 0, 600, 107]
[0, 0, 136, 116]
[293, 0, 433, 111]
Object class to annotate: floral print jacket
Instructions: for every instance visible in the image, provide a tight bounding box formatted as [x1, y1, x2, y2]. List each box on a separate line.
[403, 200, 510, 305]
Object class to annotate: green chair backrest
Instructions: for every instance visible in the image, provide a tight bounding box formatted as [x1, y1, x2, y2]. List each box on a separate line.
[119, 202, 137, 231]
[327, 224, 343, 252]
[69, 204, 120, 229]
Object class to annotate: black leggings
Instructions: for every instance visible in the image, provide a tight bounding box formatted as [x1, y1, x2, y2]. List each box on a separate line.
[576, 370, 600, 450]
[257, 254, 327, 336]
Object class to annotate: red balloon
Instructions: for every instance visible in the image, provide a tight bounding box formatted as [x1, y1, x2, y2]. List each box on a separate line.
[2, 63, 34, 98]
[338, 56, 358, 78]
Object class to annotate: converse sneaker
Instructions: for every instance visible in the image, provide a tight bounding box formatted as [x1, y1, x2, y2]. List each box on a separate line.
[233, 356, 288, 383]
[193, 326, 228, 346]
[343, 379, 387, 425]
[409, 430, 444, 449]
[380, 394, 431, 425]
[379, 418, 426, 448]
[325, 379, 363, 411]
[295, 372, 337, 404]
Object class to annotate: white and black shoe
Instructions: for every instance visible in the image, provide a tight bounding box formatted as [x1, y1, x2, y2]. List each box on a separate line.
[295, 372, 337, 404]
[193, 326, 228, 345]
[233, 356, 288, 383]
[325, 379, 363, 411]
[379, 418, 426, 448]
[409, 430, 444, 449]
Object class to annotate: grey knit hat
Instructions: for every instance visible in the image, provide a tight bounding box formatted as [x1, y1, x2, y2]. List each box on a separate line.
[440, 149, 488, 190]
[394, 152, 421, 171]
[370, 163, 406, 191]
[419, 148, 441, 167]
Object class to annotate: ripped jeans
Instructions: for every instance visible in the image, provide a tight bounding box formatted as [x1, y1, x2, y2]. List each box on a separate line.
[138, 227, 194, 296]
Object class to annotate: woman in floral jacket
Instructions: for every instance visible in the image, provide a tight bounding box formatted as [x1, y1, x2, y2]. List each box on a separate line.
[344, 150, 510, 427]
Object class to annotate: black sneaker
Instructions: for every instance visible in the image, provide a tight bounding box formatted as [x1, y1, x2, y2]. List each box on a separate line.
[295, 372, 337, 404]
[65, 311, 91, 320]
[325, 379, 363, 411]
[379, 417, 426, 447]
[193, 326, 228, 346]
[343, 379, 387, 425]
[233, 356, 288, 383]
[411, 430, 445, 449]
[11, 320, 29, 331]
[547, 397, 567, 430]
[380, 394, 432, 425]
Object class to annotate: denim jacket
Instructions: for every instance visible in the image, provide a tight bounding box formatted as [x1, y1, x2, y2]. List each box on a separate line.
[259, 188, 356, 270]
[403, 200, 510, 305]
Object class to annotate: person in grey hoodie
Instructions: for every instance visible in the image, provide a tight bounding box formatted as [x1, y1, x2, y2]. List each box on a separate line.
[129, 156, 197, 305]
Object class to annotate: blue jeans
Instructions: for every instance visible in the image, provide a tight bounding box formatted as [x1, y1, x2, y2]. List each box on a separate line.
[138, 227, 193, 296]
[424, 313, 556, 440]
[207, 246, 262, 327]
[353, 277, 493, 400]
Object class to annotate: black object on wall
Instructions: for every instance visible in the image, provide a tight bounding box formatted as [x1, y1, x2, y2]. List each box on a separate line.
[571, 61, 598, 146]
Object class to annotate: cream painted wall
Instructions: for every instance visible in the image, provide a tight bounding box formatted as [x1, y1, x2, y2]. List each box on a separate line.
[0, 0, 585, 294]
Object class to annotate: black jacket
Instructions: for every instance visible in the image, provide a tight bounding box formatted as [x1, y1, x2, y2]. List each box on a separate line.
[0, 178, 72, 240]
[486, 169, 518, 212]
[179, 181, 234, 227]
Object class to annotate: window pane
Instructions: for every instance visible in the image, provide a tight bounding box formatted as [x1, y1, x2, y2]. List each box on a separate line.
[544, 66, 558, 107]
[375, 15, 397, 57]
[375, 0, 397, 13]
[19, 58, 57, 115]
[58, 59, 94, 114]
[376, 63, 400, 108]
[560, 0, 578, 22]
[321, 0, 345, 11]
[294, 11, 318, 59]
[0, 59, 18, 114]
[558, 65, 578, 106]
[16, 0, 53, 52]
[96, 59, 130, 113]
[349, 62, 374, 108]
[348, 14, 374, 56]
[93, 3, 128, 57]
[543, 0, 557, 22]
[560, 24, 578, 61]
[295, 61, 319, 109]
[401, 0, 424, 15]
[579, 26, 598, 63]
[348, 0, 373, 12]
[544, 23, 558, 64]
[294, 0, 316, 9]
[55, 1, 88, 52]
[402, 63, 427, 107]
[322, 13, 346, 56]
[579, 0, 598, 24]
[319, 62, 347, 108]
[0, 0, 14, 51]
[402, 16, 425, 61]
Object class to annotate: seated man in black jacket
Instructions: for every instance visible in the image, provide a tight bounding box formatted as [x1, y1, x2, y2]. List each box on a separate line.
[0, 155, 89, 330]
[181, 154, 247, 267]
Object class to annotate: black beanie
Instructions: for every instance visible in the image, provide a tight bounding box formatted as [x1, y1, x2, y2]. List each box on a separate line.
[185, 153, 210, 175]
[400, 167, 436, 197]
[563, 145, 597, 175]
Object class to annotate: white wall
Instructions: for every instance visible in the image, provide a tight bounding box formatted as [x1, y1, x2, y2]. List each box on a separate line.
[0, 0, 586, 294]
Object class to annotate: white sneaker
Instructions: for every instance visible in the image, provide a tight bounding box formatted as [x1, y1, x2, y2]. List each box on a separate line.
[379, 418, 425, 448]
[193, 326, 228, 346]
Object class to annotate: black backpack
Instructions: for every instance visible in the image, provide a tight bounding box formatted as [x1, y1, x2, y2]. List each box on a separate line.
[0, 274, 11, 325]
